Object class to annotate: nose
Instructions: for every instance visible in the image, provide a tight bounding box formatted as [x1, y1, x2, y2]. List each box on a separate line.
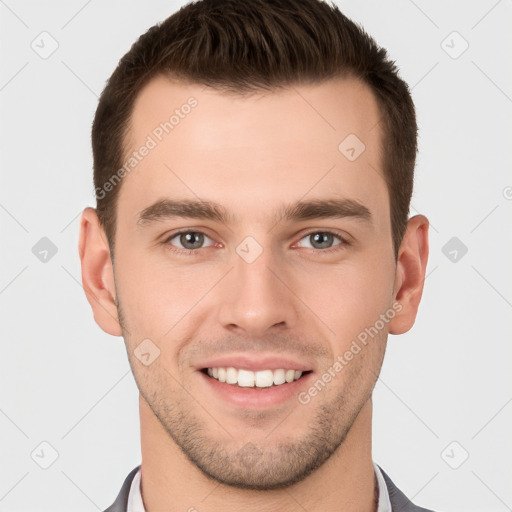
[217, 244, 299, 337]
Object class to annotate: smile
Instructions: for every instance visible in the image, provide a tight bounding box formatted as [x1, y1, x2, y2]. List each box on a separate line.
[203, 367, 310, 388]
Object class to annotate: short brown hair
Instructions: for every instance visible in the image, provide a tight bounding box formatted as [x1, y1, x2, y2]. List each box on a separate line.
[92, 0, 417, 259]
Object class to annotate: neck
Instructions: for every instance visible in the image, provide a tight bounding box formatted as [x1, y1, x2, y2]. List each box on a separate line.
[139, 395, 376, 512]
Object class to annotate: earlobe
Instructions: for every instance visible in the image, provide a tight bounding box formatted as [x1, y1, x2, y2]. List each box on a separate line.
[78, 207, 123, 336]
[388, 215, 429, 335]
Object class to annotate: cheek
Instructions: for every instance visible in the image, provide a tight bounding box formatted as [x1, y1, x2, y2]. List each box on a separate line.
[296, 259, 395, 345]
[115, 228, 395, 351]
[115, 250, 218, 338]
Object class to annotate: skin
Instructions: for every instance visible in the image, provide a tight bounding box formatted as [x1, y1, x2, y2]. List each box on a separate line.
[79, 74, 429, 512]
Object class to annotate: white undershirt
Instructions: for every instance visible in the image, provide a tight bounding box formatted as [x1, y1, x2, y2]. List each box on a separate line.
[127, 462, 392, 511]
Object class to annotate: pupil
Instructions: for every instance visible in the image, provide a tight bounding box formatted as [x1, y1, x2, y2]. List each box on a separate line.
[181, 232, 203, 249]
[312, 232, 332, 249]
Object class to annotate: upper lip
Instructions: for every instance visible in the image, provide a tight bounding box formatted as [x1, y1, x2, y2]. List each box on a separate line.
[195, 354, 314, 372]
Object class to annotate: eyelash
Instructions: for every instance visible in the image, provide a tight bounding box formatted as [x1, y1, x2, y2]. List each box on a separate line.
[162, 229, 350, 256]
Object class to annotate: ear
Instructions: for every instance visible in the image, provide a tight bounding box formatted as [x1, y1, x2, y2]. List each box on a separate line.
[388, 214, 429, 335]
[78, 207, 122, 336]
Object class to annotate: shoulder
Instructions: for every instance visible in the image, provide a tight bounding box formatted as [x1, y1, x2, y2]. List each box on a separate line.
[103, 465, 141, 512]
[378, 466, 438, 512]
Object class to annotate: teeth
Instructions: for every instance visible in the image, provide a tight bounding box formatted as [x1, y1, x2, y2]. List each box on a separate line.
[273, 369, 286, 385]
[255, 369, 274, 387]
[237, 369, 255, 387]
[226, 367, 238, 384]
[285, 369, 295, 383]
[205, 367, 304, 387]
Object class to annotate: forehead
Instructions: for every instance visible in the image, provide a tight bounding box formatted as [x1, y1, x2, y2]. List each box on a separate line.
[118, 74, 388, 228]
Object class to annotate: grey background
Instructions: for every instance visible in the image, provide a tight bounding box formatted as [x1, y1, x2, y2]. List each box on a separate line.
[1, 1, 511, 511]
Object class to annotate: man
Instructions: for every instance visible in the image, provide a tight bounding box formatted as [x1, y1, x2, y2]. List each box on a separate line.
[79, 0, 433, 510]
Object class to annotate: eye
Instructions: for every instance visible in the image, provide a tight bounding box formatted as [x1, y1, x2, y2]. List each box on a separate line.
[162, 229, 349, 256]
[296, 230, 348, 252]
[164, 230, 215, 254]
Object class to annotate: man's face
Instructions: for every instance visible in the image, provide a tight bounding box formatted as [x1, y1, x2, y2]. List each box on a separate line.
[113, 75, 397, 488]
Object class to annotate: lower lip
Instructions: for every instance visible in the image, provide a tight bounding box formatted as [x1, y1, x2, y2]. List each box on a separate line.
[198, 371, 313, 409]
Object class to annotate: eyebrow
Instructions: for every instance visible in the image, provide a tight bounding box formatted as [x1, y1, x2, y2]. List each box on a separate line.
[136, 197, 372, 227]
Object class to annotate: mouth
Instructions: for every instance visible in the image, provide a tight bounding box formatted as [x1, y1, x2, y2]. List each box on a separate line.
[195, 355, 315, 408]
[200, 367, 313, 388]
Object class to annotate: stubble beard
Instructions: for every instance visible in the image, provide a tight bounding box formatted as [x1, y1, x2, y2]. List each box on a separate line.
[117, 297, 380, 490]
